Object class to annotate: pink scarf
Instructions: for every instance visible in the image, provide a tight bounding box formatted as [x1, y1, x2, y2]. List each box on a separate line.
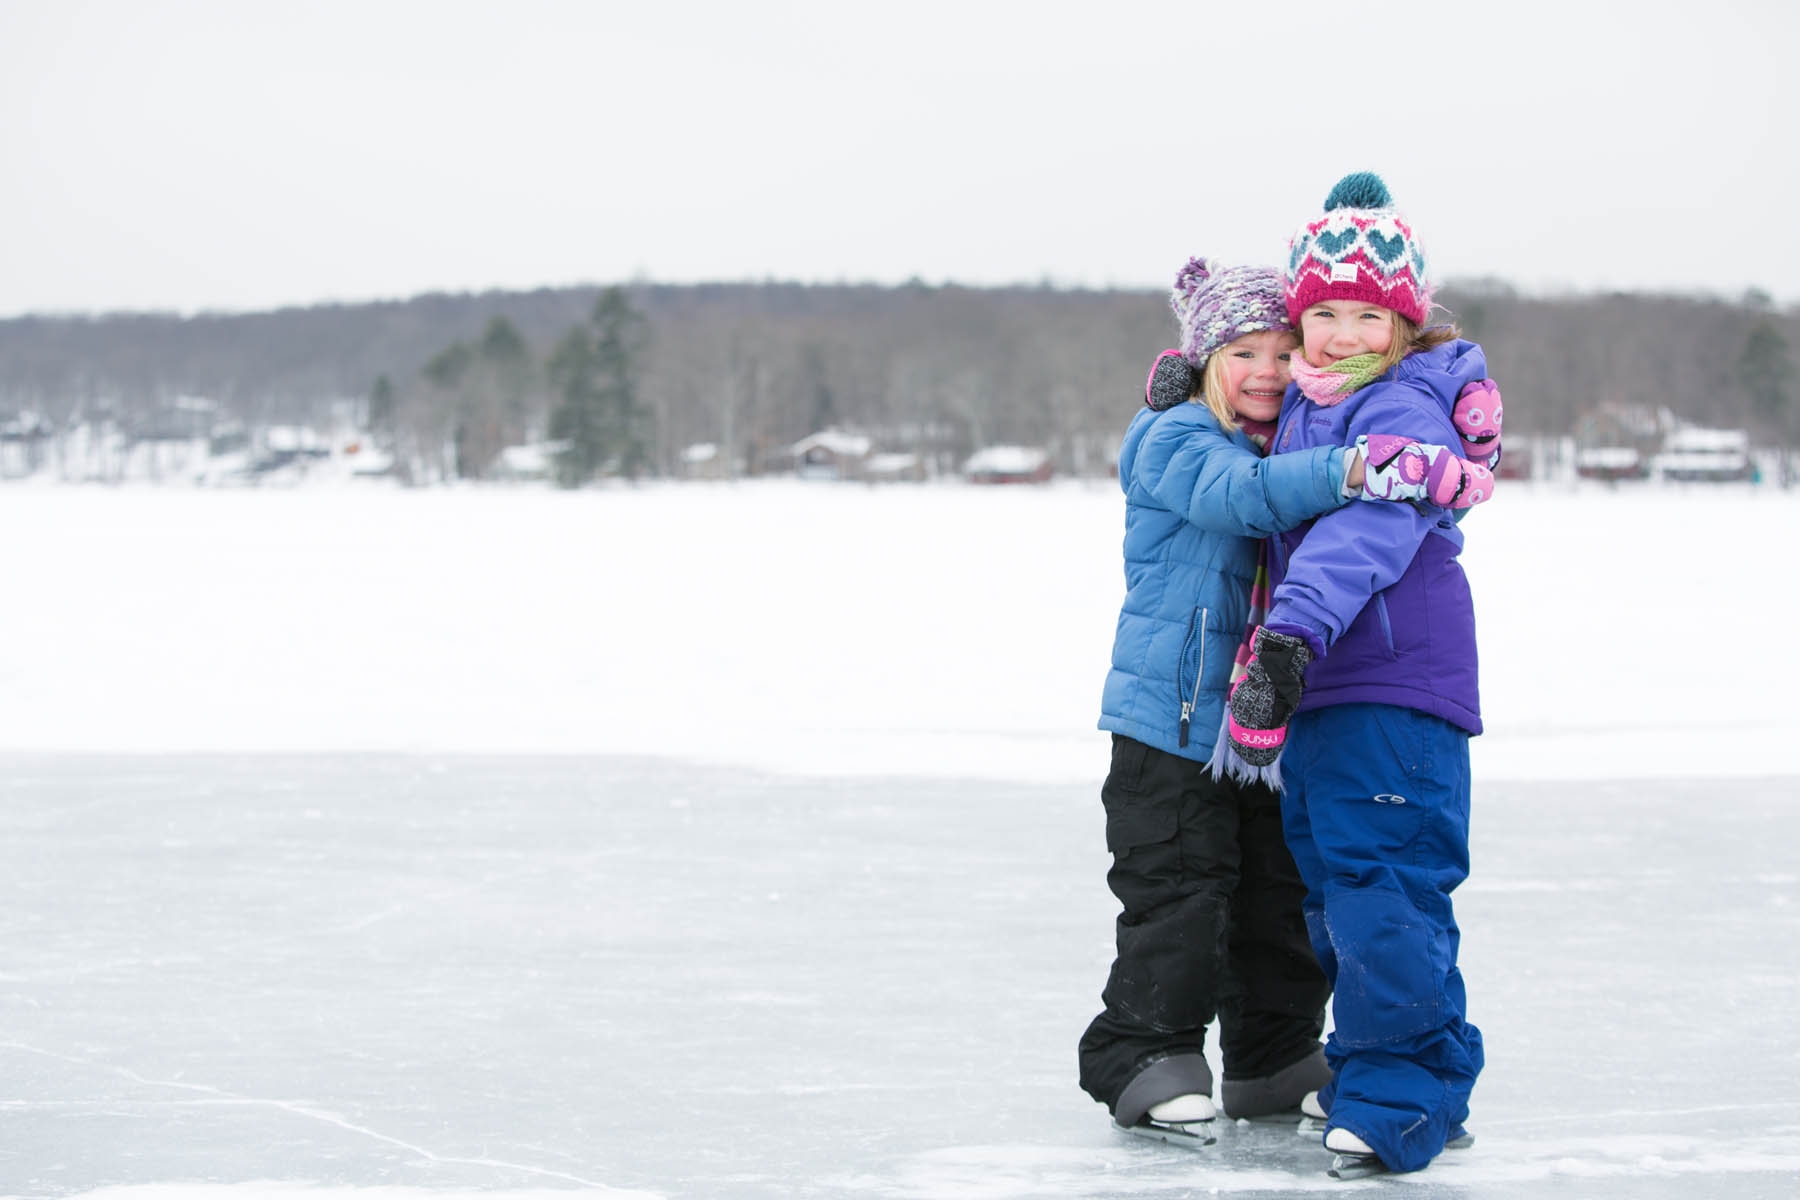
[1287, 351, 1386, 407]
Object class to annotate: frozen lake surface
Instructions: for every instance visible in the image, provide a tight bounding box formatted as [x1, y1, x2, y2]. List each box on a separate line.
[2, 756, 1796, 1199]
[4, 481, 1798, 1197]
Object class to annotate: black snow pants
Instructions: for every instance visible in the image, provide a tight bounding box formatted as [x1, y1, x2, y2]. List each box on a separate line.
[1078, 734, 1329, 1115]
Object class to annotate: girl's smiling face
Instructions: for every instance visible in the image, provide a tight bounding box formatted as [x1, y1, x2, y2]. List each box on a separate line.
[1300, 299, 1396, 366]
[1217, 329, 1298, 422]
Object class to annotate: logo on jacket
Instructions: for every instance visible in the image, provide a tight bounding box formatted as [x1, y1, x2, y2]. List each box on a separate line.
[1372, 793, 1408, 805]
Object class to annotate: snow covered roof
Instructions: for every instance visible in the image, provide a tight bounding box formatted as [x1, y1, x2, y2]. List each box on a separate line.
[1575, 447, 1642, 469]
[1651, 450, 1750, 471]
[680, 443, 720, 464]
[791, 430, 872, 458]
[348, 446, 396, 475]
[0, 411, 47, 437]
[264, 425, 325, 452]
[1662, 426, 1749, 453]
[964, 445, 1049, 475]
[498, 443, 553, 473]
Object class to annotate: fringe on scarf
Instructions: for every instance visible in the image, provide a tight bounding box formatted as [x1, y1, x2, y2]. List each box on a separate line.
[1203, 540, 1285, 789]
[1205, 706, 1285, 789]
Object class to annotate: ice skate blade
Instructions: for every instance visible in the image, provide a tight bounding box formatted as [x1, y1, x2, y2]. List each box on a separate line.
[1327, 1152, 1385, 1180]
[1325, 1131, 1475, 1179]
[1115, 1118, 1217, 1148]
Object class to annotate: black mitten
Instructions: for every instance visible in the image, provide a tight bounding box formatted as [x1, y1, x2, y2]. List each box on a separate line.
[1226, 626, 1315, 767]
[1145, 349, 1193, 412]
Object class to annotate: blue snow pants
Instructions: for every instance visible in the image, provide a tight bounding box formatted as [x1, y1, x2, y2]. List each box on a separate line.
[1280, 703, 1484, 1174]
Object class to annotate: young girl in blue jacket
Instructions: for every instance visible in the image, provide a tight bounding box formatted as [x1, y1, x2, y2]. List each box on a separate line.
[1223, 173, 1491, 1175]
[1082, 256, 1484, 1139]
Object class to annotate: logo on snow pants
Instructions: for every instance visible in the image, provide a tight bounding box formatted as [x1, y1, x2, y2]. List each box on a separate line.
[1372, 793, 1408, 805]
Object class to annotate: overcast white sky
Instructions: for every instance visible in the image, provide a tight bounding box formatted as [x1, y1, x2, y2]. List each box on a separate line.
[2, 0, 1792, 315]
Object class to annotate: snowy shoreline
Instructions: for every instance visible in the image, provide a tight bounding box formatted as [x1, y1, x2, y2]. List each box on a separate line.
[5, 481, 1798, 1197]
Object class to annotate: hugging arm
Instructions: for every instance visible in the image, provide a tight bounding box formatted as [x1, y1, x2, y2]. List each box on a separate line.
[1221, 387, 1457, 765]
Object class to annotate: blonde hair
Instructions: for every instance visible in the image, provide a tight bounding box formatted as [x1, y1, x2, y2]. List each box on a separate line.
[1193, 329, 1300, 435]
[1196, 353, 1241, 435]
[1371, 309, 1460, 376]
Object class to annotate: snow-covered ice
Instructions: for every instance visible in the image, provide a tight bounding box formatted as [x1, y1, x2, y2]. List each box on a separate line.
[5, 479, 1796, 782]
[2, 480, 1797, 1199]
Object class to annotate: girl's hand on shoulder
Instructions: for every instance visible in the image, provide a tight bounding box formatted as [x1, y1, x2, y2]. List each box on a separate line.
[1453, 379, 1503, 469]
[1356, 435, 1495, 508]
[1145, 349, 1193, 412]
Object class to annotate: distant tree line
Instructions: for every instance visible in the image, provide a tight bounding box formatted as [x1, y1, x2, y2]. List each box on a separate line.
[0, 279, 1794, 482]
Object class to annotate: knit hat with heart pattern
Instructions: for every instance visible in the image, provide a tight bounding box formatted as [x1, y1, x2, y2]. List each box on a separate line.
[1284, 172, 1429, 326]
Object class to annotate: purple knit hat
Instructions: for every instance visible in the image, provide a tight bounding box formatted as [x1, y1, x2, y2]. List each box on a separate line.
[1171, 257, 1292, 371]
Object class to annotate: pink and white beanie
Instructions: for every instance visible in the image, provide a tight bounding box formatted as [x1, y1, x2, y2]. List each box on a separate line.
[1284, 172, 1430, 326]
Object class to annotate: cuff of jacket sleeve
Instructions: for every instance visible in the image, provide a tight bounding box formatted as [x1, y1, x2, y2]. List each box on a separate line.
[1339, 447, 1361, 498]
[1266, 622, 1327, 659]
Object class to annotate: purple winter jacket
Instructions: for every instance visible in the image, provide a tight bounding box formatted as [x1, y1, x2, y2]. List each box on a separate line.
[1264, 339, 1486, 735]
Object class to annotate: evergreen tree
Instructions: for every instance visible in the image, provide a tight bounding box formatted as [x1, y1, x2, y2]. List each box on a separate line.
[465, 316, 535, 477]
[419, 340, 476, 478]
[547, 288, 650, 486]
[423, 341, 474, 389]
[801, 342, 836, 431]
[415, 321, 541, 479]
[368, 374, 396, 434]
[480, 315, 528, 364]
[1738, 321, 1793, 445]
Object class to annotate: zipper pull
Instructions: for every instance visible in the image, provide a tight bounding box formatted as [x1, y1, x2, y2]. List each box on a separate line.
[1178, 702, 1192, 748]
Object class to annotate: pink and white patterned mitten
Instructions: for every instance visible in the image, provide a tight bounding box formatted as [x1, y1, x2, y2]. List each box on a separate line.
[1358, 434, 1495, 509]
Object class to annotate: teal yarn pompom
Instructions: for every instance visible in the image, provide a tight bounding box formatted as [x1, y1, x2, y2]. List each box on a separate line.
[1323, 172, 1393, 212]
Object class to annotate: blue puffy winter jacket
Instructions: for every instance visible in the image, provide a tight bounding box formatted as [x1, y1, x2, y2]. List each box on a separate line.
[1098, 401, 1352, 762]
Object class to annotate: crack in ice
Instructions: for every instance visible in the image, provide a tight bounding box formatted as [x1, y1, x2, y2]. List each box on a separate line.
[0, 1041, 610, 1188]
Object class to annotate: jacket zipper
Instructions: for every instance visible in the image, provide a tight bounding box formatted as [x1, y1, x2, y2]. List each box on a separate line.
[1179, 607, 1207, 747]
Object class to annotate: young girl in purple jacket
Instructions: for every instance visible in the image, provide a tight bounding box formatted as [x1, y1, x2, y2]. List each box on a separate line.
[1081, 254, 1494, 1146]
[1223, 173, 1494, 1177]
